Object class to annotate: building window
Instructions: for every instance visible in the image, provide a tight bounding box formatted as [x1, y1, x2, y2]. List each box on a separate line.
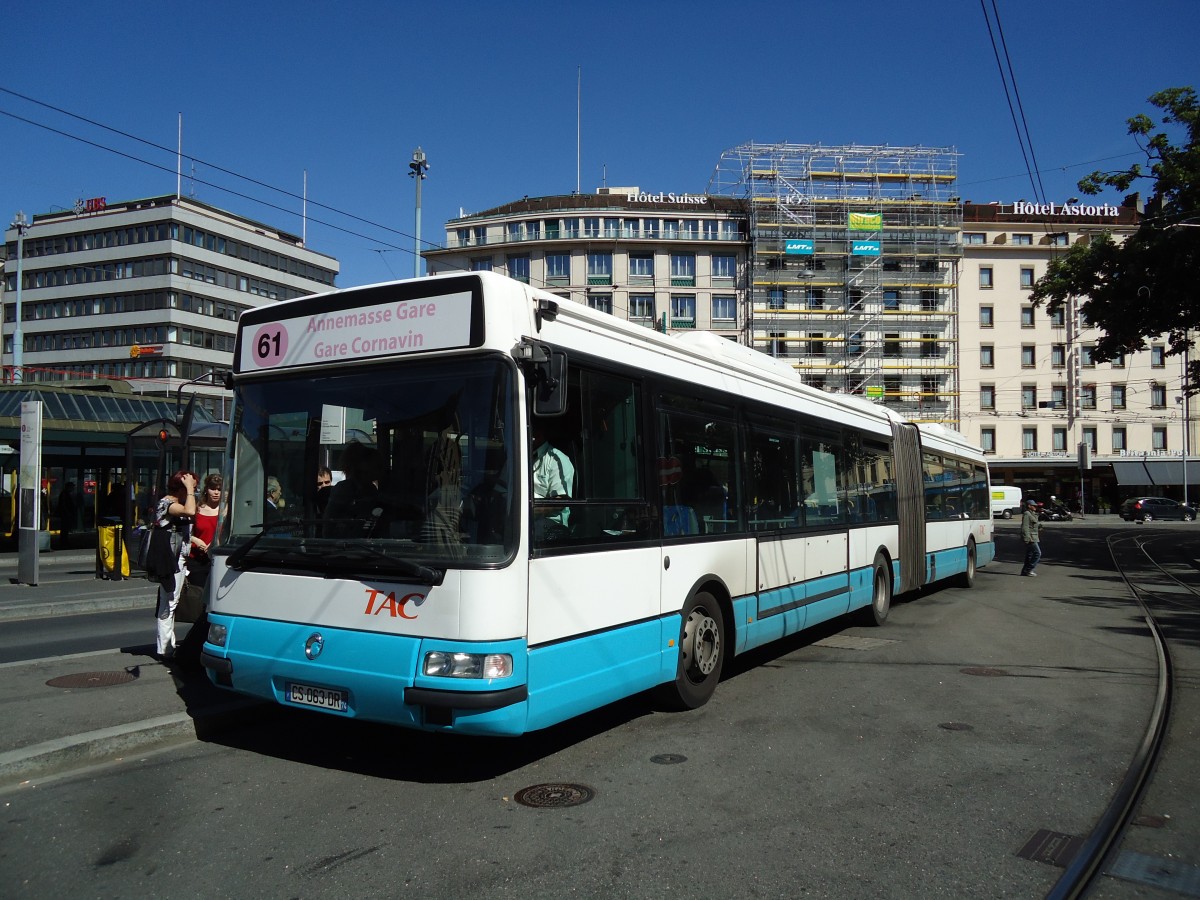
[1111, 384, 1126, 409]
[1081, 345, 1095, 367]
[1112, 427, 1127, 452]
[807, 289, 825, 310]
[1020, 267, 1035, 289]
[1050, 308, 1065, 327]
[979, 267, 993, 289]
[583, 217, 600, 238]
[921, 333, 940, 358]
[1051, 385, 1066, 409]
[1152, 426, 1167, 451]
[1021, 385, 1037, 410]
[1051, 344, 1065, 368]
[1111, 351, 1125, 369]
[883, 290, 900, 310]
[964, 232, 986, 245]
[506, 255, 530, 283]
[1083, 427, 1097, 453]
[643, 218, 660, 239]
[629, 295, 655, 321]
[980, 344, 994, 368]
[1013, 233, 1033, 246]
[1053, 427, 1067, 452]
[809, 332, 825, 356]
[1021, 306, 1035, 327]
[588, 293, 612, 315]
[670, 253, 696, 286]
[545, 253, 570, 282]
[712, 296, 736, 323]
[470, 257, 492, 271]
[1081, 384, 1097, 409]
[980, 385, 995, 410]
[1150, 383, 1167, 408]
[980, 305, 994, 327]
[587, 252, 612, 284]
[980, 427, 996, 454]
[1151, 345, 1166, 367]
[1050, 233, 1069, 246]
[628, 255, 654, 281]
[885, 333, 902, 356]
[711, 254, 736, 280]
[1023, 427, 1038, 452]
[1021, 344, 1036, 367]
[670, 295, 696, 328]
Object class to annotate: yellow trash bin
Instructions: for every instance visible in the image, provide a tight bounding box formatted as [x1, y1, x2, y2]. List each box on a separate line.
[97, 524, 130, 579]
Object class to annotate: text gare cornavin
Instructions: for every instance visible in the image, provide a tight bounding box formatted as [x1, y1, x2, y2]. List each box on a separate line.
[305, 301, 437, 359]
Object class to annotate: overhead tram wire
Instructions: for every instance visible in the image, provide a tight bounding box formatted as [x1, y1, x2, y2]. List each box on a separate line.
[979, 0, 1046, 207]
[0, 90, 507, 283]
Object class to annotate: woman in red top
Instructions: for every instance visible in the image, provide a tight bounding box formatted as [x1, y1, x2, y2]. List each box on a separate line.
[191, 473, 222, 560]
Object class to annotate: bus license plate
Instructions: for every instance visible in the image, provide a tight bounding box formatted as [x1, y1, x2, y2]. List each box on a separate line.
[287, 682, 348, 712]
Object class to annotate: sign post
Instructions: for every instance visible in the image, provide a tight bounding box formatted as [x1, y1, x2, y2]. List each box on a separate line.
[17, 400, 42, 586]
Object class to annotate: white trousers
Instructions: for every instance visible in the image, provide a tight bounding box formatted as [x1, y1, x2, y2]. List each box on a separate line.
[155, 555, 187, 654]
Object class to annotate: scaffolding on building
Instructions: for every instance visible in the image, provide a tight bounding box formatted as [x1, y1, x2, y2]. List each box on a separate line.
[710, 143, 962, 425]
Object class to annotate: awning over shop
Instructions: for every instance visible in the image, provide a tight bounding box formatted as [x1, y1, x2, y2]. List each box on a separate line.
[1111, 459, 1189, 486]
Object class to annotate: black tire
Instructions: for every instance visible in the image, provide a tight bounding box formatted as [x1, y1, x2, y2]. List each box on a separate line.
[1184, 511, 1195, 522]
[1142, 513, 1153, 523]
[857, 552, 893, 626]
[1002, 509, 1013, 520]
[957, 539, 977, 589]
[657, 591, 725, 710]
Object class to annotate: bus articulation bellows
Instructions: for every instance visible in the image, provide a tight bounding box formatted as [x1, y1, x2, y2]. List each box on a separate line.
[201, 271, 994, 736]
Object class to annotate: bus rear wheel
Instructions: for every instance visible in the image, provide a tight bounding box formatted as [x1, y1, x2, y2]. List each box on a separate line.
[958, 539, 977, 588]
[658, 591, 724, 710]
[858, 553, 892, 626]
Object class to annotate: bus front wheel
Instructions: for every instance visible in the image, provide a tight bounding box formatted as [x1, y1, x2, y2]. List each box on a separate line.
[658, 591, 725, 710]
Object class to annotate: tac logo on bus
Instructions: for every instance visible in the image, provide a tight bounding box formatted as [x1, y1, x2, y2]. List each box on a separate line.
[363, 588, 426, 619]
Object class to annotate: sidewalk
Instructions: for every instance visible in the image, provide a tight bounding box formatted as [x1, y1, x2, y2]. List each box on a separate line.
[0, 550, 156, 621]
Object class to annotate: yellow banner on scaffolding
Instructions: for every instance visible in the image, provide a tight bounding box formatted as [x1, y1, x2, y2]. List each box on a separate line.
[848, 212, 882, 232]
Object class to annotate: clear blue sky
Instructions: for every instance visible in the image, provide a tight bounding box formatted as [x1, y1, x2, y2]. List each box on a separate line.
[3, 0, 1196, 288]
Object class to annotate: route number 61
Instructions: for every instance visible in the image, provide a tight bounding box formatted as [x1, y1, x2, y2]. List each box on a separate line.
[251, 323, 288, 368]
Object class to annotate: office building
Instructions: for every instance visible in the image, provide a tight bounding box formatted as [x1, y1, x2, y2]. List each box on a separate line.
[2, 194, 339, 418]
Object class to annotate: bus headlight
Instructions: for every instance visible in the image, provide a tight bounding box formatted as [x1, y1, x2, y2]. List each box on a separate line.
[207, 622, 228, 647]
[424, 651, 513, 679]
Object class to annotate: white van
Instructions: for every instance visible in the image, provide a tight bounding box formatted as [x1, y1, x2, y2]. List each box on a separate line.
[991, 485, 1023, 519]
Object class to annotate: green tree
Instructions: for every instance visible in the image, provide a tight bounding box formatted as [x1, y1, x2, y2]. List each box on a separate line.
[1030, 87, 1199, 392]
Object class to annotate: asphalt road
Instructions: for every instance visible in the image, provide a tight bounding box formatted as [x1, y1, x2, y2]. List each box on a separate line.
[0, 522, 1197, 898]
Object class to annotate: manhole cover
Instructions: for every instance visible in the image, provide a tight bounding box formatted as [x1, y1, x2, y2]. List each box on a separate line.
[960, 666, 1010, 677]
[513, 783, 595, 808]
[46, 671, 138, 689]
[650, 753, 688, 765]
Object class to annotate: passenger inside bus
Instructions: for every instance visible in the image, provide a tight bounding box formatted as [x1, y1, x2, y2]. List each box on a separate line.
[532, 421, 574, 540]
[324, 443, 385, 538]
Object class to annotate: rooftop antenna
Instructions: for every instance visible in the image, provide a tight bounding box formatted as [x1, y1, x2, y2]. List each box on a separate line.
[576, 66, 581, 195]
[303, 170, 308, 245]
[176, 113, 182, 200]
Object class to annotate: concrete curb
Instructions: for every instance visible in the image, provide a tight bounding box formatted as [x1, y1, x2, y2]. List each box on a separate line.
[0, 697, 270, 789]
[0, 595, 156, 622]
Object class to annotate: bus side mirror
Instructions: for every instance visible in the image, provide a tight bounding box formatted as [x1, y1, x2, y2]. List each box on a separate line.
[534, 350, 567, 416]
[515, 340, 568, 417]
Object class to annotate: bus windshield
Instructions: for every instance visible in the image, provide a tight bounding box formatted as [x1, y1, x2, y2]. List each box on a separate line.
[223, 354, 517, 574]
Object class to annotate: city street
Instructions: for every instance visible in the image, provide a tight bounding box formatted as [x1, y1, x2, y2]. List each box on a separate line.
[0, 522, 1197, 897]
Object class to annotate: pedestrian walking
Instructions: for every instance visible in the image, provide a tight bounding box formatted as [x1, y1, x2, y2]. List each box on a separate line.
[1020, 499, 1041, 577]
[152, 470, 197, 659]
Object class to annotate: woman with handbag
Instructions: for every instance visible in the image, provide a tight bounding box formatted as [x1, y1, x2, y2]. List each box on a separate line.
[175, 474, 222, 667]
[153, 469, 197, 659]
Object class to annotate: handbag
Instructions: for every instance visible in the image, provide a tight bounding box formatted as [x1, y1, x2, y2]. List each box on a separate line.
[175, 581, 206, 624]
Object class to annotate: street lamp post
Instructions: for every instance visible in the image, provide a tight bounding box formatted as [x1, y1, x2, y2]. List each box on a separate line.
[8, 211, 29, 384]
[409, 147, 429, 278]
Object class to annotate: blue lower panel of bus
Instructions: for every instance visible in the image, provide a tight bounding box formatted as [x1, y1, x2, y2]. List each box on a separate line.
[203, 615, 534, 736]
[524, 617, 674, 732]
[926, 541, 995, 583]
[737, 569, 866, 655]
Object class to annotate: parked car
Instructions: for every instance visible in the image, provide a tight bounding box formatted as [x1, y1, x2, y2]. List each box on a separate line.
[1119, 497, 1197, 522]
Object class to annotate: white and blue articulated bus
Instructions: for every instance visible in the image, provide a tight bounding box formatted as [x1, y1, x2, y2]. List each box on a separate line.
[202, 271, 994, 736]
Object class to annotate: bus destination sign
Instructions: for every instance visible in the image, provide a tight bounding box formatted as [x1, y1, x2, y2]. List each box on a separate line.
[242, 290, 473, 370]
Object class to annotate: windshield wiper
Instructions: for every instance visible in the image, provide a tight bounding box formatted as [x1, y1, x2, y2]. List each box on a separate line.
[321, 544, 445, 586]
[224, 516, 307, 570]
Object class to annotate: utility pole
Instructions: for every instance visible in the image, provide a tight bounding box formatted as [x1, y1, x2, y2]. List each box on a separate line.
[9, 211, 29, 384]
[409, 147, 429, 278]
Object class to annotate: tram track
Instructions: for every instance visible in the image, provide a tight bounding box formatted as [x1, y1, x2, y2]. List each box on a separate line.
[1046, 531, 1196, 899]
